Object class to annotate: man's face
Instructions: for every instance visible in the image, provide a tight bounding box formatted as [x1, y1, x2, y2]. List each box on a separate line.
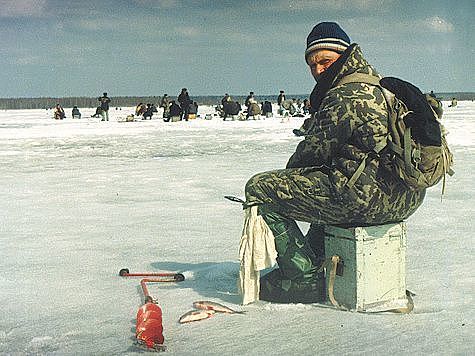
[306, 49, 341, 81]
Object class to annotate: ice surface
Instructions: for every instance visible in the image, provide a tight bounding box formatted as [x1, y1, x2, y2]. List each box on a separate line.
[0, 102, 473, 354]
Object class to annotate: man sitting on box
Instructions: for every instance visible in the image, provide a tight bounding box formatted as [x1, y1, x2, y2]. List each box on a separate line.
[238, 22, 426, 305]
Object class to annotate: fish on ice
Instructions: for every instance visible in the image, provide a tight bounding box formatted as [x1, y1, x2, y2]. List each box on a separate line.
[192, 300, 245, 314]
[178, 309, 215, 324]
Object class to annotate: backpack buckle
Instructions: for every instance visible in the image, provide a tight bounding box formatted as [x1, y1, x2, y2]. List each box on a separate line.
[394, 100, 401, 110]
[412, 147, 421, 168]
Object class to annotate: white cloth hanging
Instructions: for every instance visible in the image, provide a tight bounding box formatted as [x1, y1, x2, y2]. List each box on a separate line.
[238, 205, 277, 305]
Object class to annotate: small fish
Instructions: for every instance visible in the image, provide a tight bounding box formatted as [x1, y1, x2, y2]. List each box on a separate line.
[178, 309, 215, 324]
[192, 301, 245, 314]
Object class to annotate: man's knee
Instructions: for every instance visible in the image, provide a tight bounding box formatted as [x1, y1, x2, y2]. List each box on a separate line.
[244, 171, 274, 205]
[245, 171, 268, 190]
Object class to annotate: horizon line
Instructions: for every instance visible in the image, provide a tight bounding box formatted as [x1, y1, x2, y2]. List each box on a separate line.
[1, 91, 474, 100]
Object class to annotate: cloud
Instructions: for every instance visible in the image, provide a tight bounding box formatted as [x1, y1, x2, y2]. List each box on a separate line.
[75, 19, 117, 32]
[263, 0, 394, 11]
[133, 0, 180, 9]
[67, 14, 161, 37]
[177, 26, 200, 38]
[16, 55, 41, 65]
[393, 16, 455, 35]
[347, 14, 455, 43]
[0, 0, 47, 17]
[423, 16, 454, 33]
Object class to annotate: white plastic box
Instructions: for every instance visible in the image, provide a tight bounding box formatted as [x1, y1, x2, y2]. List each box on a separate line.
[324, 222, 408, 312]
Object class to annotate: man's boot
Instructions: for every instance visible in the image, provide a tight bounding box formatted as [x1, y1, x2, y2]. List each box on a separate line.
[258, 208, 325, 303]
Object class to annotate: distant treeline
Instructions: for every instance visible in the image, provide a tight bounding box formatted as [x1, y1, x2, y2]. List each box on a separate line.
[0, 92, 473, 110]
[0, 96, 162, 110]
[0, 94, 310, 110]
[436, 92, 475, 101]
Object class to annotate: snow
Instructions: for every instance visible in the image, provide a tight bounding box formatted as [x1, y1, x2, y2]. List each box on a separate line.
[0, 102, 473, 355]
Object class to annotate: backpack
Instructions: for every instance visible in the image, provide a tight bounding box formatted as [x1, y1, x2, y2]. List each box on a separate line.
[338, 73, 454, 192]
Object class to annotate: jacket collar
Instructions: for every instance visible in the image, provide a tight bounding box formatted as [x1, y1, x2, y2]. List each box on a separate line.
[310, 44, 379, 112]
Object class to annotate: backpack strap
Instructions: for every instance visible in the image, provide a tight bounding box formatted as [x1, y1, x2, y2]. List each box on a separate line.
[336, 72, 382, 87]
[346, 153, 369, 188]
[337, 73, 396, 128]
[336, 73, 390, 188]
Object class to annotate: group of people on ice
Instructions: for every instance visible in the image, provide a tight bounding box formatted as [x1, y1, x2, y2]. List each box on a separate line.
[133, 88, 312, 122]
[158, 89, 199, 122]
[54, 92, 111, 121]
[215, 91, 311, 121]
[216, 92, 262, 120]
[135, 103, 158, 120]
[53, 104, 84, 120]
[53, 87, 314, 123]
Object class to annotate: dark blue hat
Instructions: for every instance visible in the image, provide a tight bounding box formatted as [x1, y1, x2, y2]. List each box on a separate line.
[305, 22, 350, 59]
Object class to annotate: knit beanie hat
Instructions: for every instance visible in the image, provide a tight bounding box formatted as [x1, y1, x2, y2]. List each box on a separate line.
[305, 22, 350, 59]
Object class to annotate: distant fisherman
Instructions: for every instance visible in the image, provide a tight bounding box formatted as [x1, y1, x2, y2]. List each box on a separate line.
[160, 94, 170, 119]
[54, 103, 65, 120]
[277, 90, 286, 116]
[98, 92, 111, 121]
[178, 88, 191, 121]
[71, 106, 81, 119]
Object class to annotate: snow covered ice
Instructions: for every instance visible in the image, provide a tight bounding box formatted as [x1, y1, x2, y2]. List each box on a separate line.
[0, 103, 473, 354]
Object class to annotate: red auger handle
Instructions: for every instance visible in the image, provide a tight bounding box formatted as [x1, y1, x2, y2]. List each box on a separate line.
[119, 268, 185, 281]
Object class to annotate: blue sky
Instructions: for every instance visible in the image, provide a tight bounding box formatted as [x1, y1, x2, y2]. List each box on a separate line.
[0, 0, 473, 97]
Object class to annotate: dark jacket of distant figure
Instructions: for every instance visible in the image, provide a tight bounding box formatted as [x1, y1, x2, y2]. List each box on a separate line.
[277, 93, 286, 105]
[98, 95, 111, 111]
[144, 104, 157, 118]
[223, 101, 241, 116]
[245, 44, 425, 225]
[72, 107, 81, 117]
[93, 106, 103, 117]
[262, 101, 272, 114]
[178, 91, 191, 109]
[169, 102, 182, 117]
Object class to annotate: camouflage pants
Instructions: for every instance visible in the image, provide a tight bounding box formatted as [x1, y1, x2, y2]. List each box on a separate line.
[245, 167, 343, 225]
[245, 166, 424, 226]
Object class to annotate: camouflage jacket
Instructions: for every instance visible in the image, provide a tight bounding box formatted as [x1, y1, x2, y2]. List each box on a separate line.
[287, 45, 393, 192]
